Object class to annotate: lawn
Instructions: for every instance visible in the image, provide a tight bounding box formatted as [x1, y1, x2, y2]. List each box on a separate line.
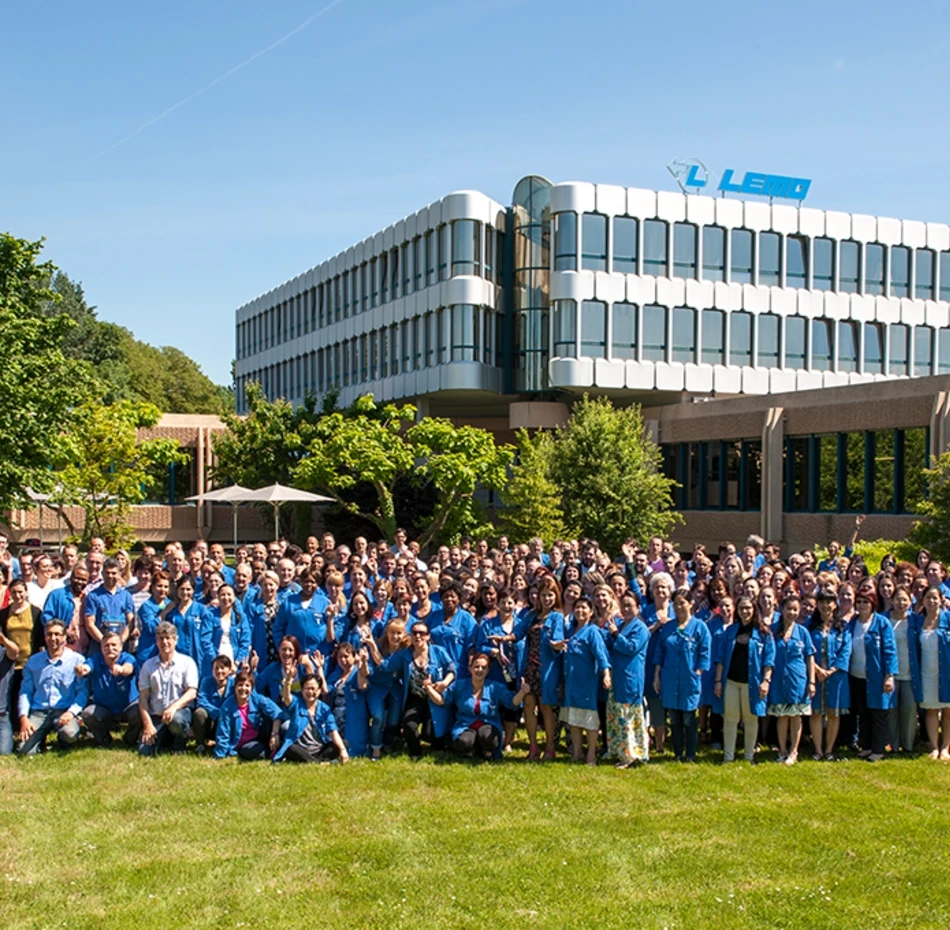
[2, 747, 950, 930]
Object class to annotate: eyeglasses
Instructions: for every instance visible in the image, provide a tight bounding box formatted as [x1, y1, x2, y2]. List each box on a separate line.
[411, 630, 429, 637]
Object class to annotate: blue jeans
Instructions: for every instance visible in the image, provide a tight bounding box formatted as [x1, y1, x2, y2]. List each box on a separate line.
[368, 685, 402, 751]
[138, 708, 193, 756]
[0, 658, 14, 755]
[668, 708, 699, 760]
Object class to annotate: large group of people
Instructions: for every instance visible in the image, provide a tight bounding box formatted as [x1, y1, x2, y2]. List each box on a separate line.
[3, 515, 950, 768]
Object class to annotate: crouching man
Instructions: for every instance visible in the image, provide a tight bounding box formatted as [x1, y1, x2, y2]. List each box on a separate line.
[137, 621, 198, 756]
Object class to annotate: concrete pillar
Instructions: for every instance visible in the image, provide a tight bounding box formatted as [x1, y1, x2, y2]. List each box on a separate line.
[760, 406, 784, 543]
[929, 391, 950, 461]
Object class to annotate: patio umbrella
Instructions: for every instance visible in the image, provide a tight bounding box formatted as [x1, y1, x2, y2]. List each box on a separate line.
[243, 483, 334, 541]
[185, 485, 253, 553]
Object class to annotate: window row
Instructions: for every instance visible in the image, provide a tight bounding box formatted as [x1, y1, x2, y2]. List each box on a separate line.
[237, 222, 505, 359]
[552, 299, 950, 375]
[553, 212, 950, 301]
[237, 306, 501, 407]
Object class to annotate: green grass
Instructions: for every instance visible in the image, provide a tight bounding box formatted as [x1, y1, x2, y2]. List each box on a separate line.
[2, 746, 950, 929]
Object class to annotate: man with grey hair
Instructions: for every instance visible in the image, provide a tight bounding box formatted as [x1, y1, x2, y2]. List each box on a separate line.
[137, 621, 198, 755]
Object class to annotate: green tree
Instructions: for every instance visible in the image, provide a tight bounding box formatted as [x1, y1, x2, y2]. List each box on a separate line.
[54, 401, 188, 549]
[548, 395, 681, 556]
[910, 450, 950, 561]
[0, 234, 97, 509]
[500, 428, 571, 546]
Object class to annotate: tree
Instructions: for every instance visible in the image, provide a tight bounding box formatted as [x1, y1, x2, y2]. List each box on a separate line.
[501, 428, 572, 546]
[548, 395, 681, 557]
[0, 234, 97, 509]
[911, 450, 950, 561]
[54, 401, 188, 549]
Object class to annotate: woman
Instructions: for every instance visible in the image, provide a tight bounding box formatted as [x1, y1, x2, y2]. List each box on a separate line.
[371, 579, 395, 625]
[0, 579, 42, 755]
[114, 549, 133, 586]
[377, 620, 455, 760]
[643, 572, 675, 755]
[202, 571, 225, 608]
[166, 575, 212, 672]
[768, 594, 816, 765]
[475, 581, 500, 623]
[562, 580, 582, 619]
[911, 586, 950, 759]
[877, 573, 897, 616]
[837, 582, 857, 626]
[757, 585, 780, 627]
[460, 576, 480, 614]
[808, 589, 851, 760]
[247, 570, 281, 670]
[848, 590, 897, 762]
[652, 590, 711, 762]
[136, 570, 171, 663]
[429, 652, 529, 760]
[592, 584, 620, 754]
[428, 581, 477, 680]
[700, 595, 733, 749]
[273, 673, 350, 763]
[323, 642, 370, 758]
[342, 591, 382, 653]
[561, 596, 611, 765]
[274, 571, 334, 659]
[324, 569, 348, 617]
[411, 576, 437, 623]
[714, 596, 774, 764]
[887, 586, 918, 753]
[207, 584, 251, 677]
[254, 635, 316, 703]
[606, 591, 650, 768]
[513, 575, 565, 761]
[477, 587, 522, 752]
[214, 671, 283, 760]
[366, 613, 409, 760]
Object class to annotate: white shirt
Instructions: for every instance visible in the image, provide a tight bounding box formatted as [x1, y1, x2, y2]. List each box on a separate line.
[137, 652, 198, 715]
[850, 619, 872, 679]
[27, 577, 63, 610]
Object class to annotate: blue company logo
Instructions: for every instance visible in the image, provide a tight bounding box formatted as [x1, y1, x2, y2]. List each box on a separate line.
[684, 165, 811, 202]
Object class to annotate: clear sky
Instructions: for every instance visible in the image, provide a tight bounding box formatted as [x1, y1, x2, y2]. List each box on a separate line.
[3, 0, 950, 385]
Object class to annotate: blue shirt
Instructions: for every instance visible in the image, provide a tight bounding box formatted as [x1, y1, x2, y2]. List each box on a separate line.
[197, 674, 233, 722]
[18, 648, 89, 717]
[87, 651, 139, 714]
[41, 586, 82, 626]
[136, 597, 170, 662]
[609, 617, 650, 705]
[563, 621, 611, 711]
[769, 622, 816, 706]
[84, 584, 135, 636]
[655, 617, 711, 712]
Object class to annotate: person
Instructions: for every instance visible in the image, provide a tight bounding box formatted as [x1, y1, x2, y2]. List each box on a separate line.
[768, 594, 816, 765]
[476, 586, 522, 752]
[166, 575, 212, 673]
[652, 590, 711, 763]
[26, 553, 62, 610]
[16, 620, 89, 755]
[207, 584, 251, 676]
[41, 565, 89, 655]
[429, 652, 529, 760]
[426, 580, 477, 680]
[887, 586, 919, 753]
[83, 557, 135, 652]
[642, 571, 675, 755]
[606, 590, 650, 768]
[254, 636, 316, 704]
[808, 589, 851, 761]
[714, 596, 774, 764]
[366, 614, 409, 760]
[247, 571, 281, 670]
[194, 654, 235, 753]
[273, 673, 349, 763]
[135, 571, 172, 663]
[320, 641, 371, 758]
[137, 621, 199, 755]
[114, 549, 133, 586]
[214, 671, 283, 760]
[700, 595, 733, 749]
[848, 590, 897, 762]
[274, 570, 332, 657]
[0, 578, 44, 750]
[80, 630, 141, 746]
[911, 586, 950, 759]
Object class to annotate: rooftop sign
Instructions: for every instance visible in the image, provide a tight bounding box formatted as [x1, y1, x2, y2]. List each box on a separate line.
[668, 159, 812, 202]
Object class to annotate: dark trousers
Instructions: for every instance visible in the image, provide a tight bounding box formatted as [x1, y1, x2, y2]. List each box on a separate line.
[598, 700, 608, 752]
[846, 675, 890, 755]
[452, 725, 499, 758]
[192, 707, 218, 746]
[81, 704, 142, 746]
[283, 741, 338, 763]
[709, 711, 723, 744]
[402, 694, 436, 757]
[668, 708, 699, 760]
[236, 740, 268, 761]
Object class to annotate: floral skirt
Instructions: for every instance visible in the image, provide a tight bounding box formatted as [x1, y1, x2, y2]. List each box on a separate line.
[606, 695, 649, 764]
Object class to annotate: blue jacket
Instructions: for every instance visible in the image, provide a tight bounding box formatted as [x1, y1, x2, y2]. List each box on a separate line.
[273, 592, 332, 656]
[443, 678, 519, 741]
[476, 616, 520, 684]
[214, 691, 283, 758]
[655, 617, 711, 712]
[909, 611, 950, 704]
[135, 597, 170, 663]
[325, 665, 370, 757]
[608, 617, 650, 705]
[197, 675, 233, 721]
[207, 606, 252, 674]
[562, 621, 611, 712]
[700, 616, 728, 706]
[810, 626, 851, 712]
[273, 695, 338, 761]
[642, 602, 676, 699]
[513, 610, 566, 706]
[87, 651, 138, 714]
[168, 601, 213, 672]
[769, 622, 816, 706]
[848, 613, 899, 710]
[715, 622, 775, 715]
[426, 608, 478, 679]
[379, 644, 456, 738]
[246, 599, 281, 670]
[340, 618, 385, 655]
[40, 586, 81, 627]
[254, 661, 311, 703]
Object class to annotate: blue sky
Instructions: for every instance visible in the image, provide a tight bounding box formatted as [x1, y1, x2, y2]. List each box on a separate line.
[3, 0, 950, 385]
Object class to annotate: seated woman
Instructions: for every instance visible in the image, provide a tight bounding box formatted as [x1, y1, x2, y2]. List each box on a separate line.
[273, 673, 349, 763]
[428, 652, 529, 760]
[194, 654, 235, 753]
[214, 670, 283, 760]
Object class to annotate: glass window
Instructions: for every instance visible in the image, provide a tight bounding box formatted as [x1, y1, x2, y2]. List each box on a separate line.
[814, 237, 834, 291]
[612, 217, 637, 274]
[838, 321, 858, 372]
[818, 434, 838, 511]
[402, 243, 411, 295]
[612, 302, 637, 359]
[341, 273, 349, 319]
[702, 226, 725, 282]
[916, 249, 935, 300]
[452, 220, 481, 276]
[915, 325, 933, 376]
[730, 229, 753, 284]
[840, 241, 860, 293]
[724, 441, 741, 509]
[757, 314, 780, 367]
[785, 437, 810, 512]
[685, 442, 701, 509]
[812, 319, 834, 371]
[673, 223, 697, 279]
[941, 252, 950, 301]
[413, 238, 422, 291]
[380, 329, 388, 378]
[729, 312, 752, 366]
[890, 323, 909, 375]
[642, 220, 668, 276]
[554, 212, 578, 271]
[746, 439, 763, 511]
[759, 232, 781, 286]
[380, 254, 388, 303]
[369, 260, 377, 308]
[390, 247, 400, 299]
[425, 231, 435, 286]
[891, 246, 910, 298]
[401, 320, 411, 372]
[642, 304, 667, 361]
[483, 232, 493, 282]
[786, 316, 807, 368]
[438, 226, 449, 281]
[865, 243, 885, 295]
[706, 442, 721, 509]
[451, 305, 477, 361]
[342, 339, 350, 387]
[553, 300, 576, 356]
[786, 235, 808, 288]
[424, 313, 434, 367]
[873, 430, 895, 513]
[390, 324, 400, 374]
[701, 309, 725, 365]
[484, 309, 494, 364]
[939, 327, 950, 374]
[413, 316, 422, 369]
[360, 265, 368, 313]
[845, 432, 865, 511]
[671, 307, 696, 363]
[581, 214, 608, 272]
[864, 322, 884, 374]
[903, 427, 928, 513]
[580, 300, 607, 358]
[368, 330, 377, 380]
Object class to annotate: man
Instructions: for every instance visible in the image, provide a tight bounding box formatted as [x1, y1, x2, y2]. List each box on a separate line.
[186, 548, 205, 597]
[647, 536, 664, 574]
[232, 562, 258, 615]
[276, 558, 301, 603]
[137, 621, 198, 755]
[88, 537, 106, 555]
[60, 544, 79, 578]
[266, 542, 283, 570]
[305, 536, 319, 556]
[321, 532, 336, 555]
[579, 541, 599, 574]
[84, 557, 135, 651]
[16, 620, 89, 755]
[353, 536, 369, 564]
[41, 565, 90, 654]
[85, 551, 104, 593]
[209, 543, 235, 585]
[390, 527, 410, 557]
[27, 553, 63, 610]
[80, 631, 141, 747]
